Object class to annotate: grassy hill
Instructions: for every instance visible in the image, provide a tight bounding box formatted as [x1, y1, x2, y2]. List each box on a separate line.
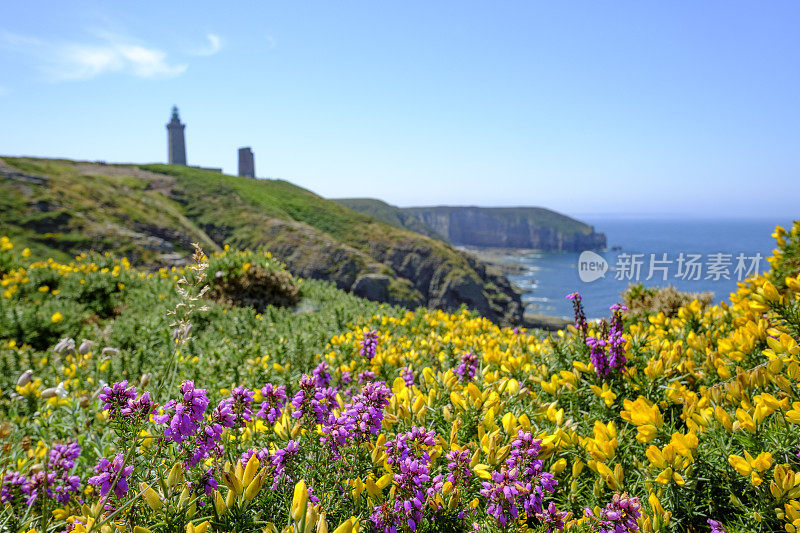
[334, 197, 445, 241]
[0, 157, 523, 324]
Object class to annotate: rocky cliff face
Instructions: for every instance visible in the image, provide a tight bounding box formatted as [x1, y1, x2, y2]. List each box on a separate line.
[235, 221, 524, 325]
[404, 206, 606, 252]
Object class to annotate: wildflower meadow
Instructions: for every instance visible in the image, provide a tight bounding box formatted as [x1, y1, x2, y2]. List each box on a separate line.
[1, 221, 800, 533]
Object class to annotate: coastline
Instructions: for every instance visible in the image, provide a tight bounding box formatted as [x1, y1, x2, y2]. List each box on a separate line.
[459, 246, 572, 331]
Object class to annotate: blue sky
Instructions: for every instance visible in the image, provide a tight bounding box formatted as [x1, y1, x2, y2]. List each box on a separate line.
[1, 2, 798, 218]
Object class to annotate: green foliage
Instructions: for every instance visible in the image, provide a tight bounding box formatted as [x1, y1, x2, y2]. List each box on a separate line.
[771, 225, 800, 290]
[0, 243, 399, 397]
[206, 248, 300, 312]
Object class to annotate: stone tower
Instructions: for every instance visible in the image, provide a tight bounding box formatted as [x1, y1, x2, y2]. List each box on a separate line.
[166, 106, 186, 165]
[238, 147, 255, 178]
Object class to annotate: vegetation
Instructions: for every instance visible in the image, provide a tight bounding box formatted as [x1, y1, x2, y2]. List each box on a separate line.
[334, 198, 446, 242]
[1, 220, 800, 533]
[0, 157, 522, 322]
[206, 247, 300, 312]
[621, 284, 714, 319]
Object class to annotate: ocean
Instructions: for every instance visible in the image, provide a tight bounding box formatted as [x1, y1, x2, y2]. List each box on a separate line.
[504, 217, 794, 320]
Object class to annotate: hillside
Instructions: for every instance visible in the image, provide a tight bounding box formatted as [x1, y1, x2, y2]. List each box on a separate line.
[334, 197, 445, 241]
[0, 157, 523, 324]
[405, 205, 606, 251]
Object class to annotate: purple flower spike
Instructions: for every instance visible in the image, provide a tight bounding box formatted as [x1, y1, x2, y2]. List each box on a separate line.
[360, 329, 379, 360]
[454, 352, 479, 382]
[88, 453, 134, 499]
[257, 383, 287, 423]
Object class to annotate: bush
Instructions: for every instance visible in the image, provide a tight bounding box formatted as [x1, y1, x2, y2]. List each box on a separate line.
[206, 247, 300, 312]
[622, 283, 713, 318]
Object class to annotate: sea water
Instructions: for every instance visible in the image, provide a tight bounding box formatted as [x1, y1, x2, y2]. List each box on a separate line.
[505, 217, 794, 319]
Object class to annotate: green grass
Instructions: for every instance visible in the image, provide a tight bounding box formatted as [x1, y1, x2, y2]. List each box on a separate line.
[0, 249, 400, 390]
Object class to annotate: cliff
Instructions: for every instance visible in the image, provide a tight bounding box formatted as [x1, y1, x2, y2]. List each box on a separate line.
[0, 157, 524, 325]
[404, 206, 606, 252]
[334, 198, 445, 241]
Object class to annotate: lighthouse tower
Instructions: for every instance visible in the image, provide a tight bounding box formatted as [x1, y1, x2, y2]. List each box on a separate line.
[166, 106, 186, 165]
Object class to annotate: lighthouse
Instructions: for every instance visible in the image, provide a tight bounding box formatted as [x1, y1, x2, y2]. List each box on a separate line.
[166, 106, 187, 165]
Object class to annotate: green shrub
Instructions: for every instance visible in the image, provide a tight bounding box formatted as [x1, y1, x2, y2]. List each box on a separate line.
[206, 247, 300, 312]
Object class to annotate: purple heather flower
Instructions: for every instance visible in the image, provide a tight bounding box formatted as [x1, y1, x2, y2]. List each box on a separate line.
[454, 352, 479, 382]
[49, 441, 81, 471]
[88, 453, 134, 499]
[584, 492, 641, 533]
[119, 391, 158, 423]
[372, 427, 438, 532]
[228, 385, 255, 426]
[4, 441, 83, 506]
[312, 361, 332, 387]
[708, 519, 727, 533]
[586, 333, 610, 377]
[480, 431, 557, 527]
[360, 329, 379, 360]
[320, 414, 354, 459]
[537, 501, 567, 532]
[291, 375, 336, 427]
[154, 380, 210, 444]
[0, 471, 31, 506]
[401, 366, 414, 387]
[270, 440, 300, 489]
[98, 381, 137, 419]
[321, 381, 392, 457]
[607, 304, 628, 372]
[445, 449, 472, 487]
[212, 398, 237, 429]
[370, 426, 443, 533]
[257, 383, 287, 423]
[585, 304, 628, 379]
[567, 292, 589, 339]
[358, 370, 376, 383]
[482, 469, 521, 527]
[195, 468, 219, 496]
[240, 447, 271, 468]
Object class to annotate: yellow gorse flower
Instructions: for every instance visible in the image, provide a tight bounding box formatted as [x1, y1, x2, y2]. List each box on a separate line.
[729, 451, 773, 486]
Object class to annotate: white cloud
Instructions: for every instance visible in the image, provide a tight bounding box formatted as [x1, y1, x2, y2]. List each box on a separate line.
[52, 41, 187, 80]
[0, 29, 197, 81]
[50, 37, 187, 81]
[192, 33, 222, 56]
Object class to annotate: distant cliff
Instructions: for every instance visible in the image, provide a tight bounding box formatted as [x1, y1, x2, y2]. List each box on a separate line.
[404, 206, 606, 252]
[336, 200, 606, 252]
